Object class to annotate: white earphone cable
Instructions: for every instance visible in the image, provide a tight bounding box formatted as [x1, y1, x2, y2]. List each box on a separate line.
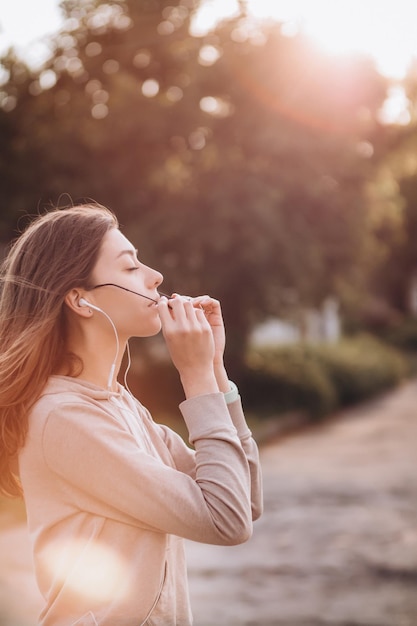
[99, 308, 119, 391]
[123, 340, 134, 397]
[84, 301, 120, 390]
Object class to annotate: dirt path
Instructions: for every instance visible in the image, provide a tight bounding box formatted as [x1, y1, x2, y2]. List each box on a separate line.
[186, 381, 417, 626]
[1, 381, 417, 626]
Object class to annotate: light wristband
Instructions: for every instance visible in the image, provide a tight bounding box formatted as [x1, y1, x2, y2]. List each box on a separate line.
[224, 380, 239, 405]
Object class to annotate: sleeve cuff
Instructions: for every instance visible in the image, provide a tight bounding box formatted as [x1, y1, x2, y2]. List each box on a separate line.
[179, 392, 237, 445]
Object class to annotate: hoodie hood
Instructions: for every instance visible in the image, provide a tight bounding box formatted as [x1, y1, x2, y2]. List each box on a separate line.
[42, 375, 122, 403]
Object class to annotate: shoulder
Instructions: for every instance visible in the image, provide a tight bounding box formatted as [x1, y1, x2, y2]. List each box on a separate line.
[27, 384, 121, 444]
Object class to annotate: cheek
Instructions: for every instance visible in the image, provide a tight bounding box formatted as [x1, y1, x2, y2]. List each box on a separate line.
[117, 301, 161, 335]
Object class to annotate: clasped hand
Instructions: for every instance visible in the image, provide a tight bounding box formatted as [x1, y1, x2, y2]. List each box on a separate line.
[157, 294, 226, 397]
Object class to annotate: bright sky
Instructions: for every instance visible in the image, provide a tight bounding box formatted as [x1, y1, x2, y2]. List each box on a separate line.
[0, 0, 62, 67]
[1, 0, 416, 79]
[0, 0, 415, 123]
[192, 0, 417, 80]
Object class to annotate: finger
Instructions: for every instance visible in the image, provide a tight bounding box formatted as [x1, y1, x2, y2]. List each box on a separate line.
[169, 294, 191, 324]
[174, 297, 209, 327]
[194, 306, 211, 327]
[182, 297, 198, 321]
[192, 294, 210, 305]
[174, 297, 204, 328]
[168, 294, 214, 329]
[171, 293, 193, 305]
[171, 294, 196, 312]
[193, 295, 220, 307]
[191, 295, 209, 310]
[193, 296, 222, 317]
[157, 297, 174, 326]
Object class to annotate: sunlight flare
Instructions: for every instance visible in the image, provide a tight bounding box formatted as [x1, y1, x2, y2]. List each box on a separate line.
[41, 538, 130, 602]
[245, 0, 417, 79]
[191, 0, 417, 80]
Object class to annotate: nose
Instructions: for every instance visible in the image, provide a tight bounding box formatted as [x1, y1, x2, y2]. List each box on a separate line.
[147, 265, 163, 289]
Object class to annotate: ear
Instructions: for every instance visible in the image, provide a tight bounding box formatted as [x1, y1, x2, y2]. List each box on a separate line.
[64, 289, 92, 317]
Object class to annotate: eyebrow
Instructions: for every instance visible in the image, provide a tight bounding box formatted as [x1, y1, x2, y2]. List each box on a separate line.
[116, 248, 138, 259]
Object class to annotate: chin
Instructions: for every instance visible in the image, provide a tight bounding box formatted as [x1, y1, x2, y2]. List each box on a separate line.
[138, 320, 162, 338]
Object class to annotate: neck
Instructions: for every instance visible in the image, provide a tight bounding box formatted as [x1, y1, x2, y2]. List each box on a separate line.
[62, 320, 127, 391]
[76, 343, 126, 391]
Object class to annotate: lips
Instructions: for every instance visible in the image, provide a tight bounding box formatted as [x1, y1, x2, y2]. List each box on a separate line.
[148, 294, 162, 307]
[154, 294, 173, 309]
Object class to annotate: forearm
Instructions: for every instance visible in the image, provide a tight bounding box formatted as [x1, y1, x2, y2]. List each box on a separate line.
[214, 360, 231, 394]
[226, 395, 264, 522]
[180, 392, 253, 544]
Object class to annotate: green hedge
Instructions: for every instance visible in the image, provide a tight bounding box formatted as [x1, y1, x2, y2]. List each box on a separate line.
[242, 344, 337, 418]
[383, 317, 417, 351]
[242, 334, 409, 419]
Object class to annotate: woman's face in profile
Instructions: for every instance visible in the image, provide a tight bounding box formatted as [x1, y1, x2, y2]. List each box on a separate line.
[89, 228, 164, 338]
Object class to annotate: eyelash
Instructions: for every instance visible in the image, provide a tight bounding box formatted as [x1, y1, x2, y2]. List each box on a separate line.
[128, 266, 140, 271]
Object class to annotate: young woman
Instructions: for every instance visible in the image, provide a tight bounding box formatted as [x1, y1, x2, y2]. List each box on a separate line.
[0, 204, 262, 626]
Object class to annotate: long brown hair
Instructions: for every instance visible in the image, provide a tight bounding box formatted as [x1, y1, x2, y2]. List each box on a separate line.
[0, 204, 118, 496]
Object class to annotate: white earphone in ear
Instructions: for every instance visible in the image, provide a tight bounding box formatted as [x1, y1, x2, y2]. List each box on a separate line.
[79, 298, 103, 313]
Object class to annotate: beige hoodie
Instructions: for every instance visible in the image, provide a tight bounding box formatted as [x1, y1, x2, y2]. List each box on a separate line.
[19, 376, 263, 625]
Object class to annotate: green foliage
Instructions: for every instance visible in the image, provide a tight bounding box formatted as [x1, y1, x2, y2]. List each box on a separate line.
[243, 343, 337, 418]
[312, 335, 408, 405]
[383, 316, 417, 351]
[243, 335, 409, 419]
[0, 0, 397, 370]
[368, 174, 417, 312]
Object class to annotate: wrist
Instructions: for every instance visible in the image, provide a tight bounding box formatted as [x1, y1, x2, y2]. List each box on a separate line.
[214, 362, 230, 393]
[180, 369, 219, 399]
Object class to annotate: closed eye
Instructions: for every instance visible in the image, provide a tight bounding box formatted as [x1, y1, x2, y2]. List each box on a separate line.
[127, 266, 140, 271]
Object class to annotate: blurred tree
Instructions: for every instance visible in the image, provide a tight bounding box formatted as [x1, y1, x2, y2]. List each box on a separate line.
[370, 174, 417, 313]
[362, 65, 417, 318]
[0, 0, 392, 375]
[133, 18, 389, 368]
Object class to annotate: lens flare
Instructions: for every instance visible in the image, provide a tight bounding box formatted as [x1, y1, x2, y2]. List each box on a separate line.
[41, 538, 130, 602]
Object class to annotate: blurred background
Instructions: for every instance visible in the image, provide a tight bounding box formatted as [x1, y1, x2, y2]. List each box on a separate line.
[2, 0, 417, 427]
[1, 2, 417, 625]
